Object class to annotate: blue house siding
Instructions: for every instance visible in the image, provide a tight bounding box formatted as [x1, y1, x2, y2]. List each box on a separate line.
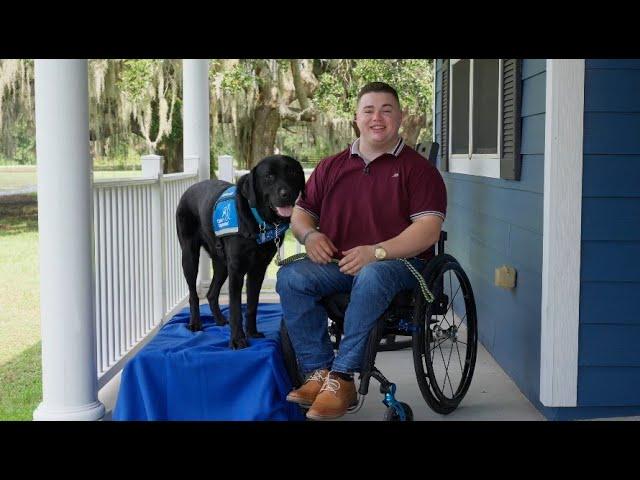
[435, 59, 640, 419]
[578, 59, 640, 407]
[434, 59, 545, 408]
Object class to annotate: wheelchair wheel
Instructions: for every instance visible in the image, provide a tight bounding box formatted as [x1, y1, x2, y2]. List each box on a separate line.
[384, 402, 413, 422]
[412, 254, 478, 415]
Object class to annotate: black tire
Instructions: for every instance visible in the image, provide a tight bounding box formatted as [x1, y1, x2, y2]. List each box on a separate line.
[384, 402, 414, 422]
[412, 254, 478, 415]
[280, 320, 304, 388]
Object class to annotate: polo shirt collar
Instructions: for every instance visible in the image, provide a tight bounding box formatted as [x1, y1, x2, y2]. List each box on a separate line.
[350, 137, 405, 159]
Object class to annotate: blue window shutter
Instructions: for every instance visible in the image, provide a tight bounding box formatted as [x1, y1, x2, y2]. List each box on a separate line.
[500, 59, 523, 180]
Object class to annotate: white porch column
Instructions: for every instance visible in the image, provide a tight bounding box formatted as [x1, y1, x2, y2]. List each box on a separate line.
[540, 59, 585, 407]
[33, 60, 105, 421]
[183, 59, 211, 293]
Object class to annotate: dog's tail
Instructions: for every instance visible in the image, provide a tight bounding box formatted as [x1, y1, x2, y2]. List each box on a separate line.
[175, 201, 200, 249]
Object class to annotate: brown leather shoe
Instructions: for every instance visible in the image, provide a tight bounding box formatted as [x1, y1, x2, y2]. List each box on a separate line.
[286, 369, 329, 407]
[306, 372, 358, 420]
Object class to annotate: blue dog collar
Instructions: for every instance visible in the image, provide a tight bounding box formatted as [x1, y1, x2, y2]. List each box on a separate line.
[212, 185, 289, 244]
[250, 207, 289, 245]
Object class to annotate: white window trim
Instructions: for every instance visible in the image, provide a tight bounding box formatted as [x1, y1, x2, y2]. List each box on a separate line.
[448, 59, 503, 179]
[539, 59, 585, 407]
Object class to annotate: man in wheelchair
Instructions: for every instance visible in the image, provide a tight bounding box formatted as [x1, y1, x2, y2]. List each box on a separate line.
[276, 82, 447, 420]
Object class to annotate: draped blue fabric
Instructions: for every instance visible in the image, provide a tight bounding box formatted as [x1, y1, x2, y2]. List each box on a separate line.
[112, 303, 304, 421]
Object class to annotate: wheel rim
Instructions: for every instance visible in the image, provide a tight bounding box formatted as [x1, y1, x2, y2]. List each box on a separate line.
[421, 262, 477, 407]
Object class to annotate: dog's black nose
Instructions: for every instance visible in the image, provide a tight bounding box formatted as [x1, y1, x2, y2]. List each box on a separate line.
[278, 188, 291, 201]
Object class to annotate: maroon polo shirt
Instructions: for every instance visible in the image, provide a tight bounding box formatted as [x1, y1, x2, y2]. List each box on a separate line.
[295, 138, 447, 261]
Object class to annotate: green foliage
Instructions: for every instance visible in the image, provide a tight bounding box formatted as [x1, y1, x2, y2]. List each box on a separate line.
[353, 59, 432, 114]
[276, 126, 333, 166]
[118, 59, 160, 102]
[315, 73, 352, 119]
[0, 116, 35, 165]
[221, 62, 256, 94]
[314, 59, 433, 117]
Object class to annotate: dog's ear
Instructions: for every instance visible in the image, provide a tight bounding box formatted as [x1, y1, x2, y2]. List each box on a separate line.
[298, 173, 306, 202]
[238, 169, 258, 208]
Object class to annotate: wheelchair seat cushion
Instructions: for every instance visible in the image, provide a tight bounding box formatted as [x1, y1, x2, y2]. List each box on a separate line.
[321, 289, 415, 322]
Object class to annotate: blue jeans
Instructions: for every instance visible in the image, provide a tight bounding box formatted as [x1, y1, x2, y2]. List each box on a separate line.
[276, 258, 426, 375]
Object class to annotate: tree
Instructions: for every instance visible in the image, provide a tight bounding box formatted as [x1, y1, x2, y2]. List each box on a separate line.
[0, 59, 35, 164]
[214, 59, 320, 169]
[0, 59, 434, 171]
[90, 59, 183, 172]
[314, 59, 434, 146]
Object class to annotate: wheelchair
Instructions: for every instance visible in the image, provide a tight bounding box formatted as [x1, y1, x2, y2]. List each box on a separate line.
[280, 230, 478, 421]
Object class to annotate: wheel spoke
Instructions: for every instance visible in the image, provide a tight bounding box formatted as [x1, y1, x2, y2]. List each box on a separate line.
[443, 337, 455, 397]
[455, 339, 464, 377]
[436, 340, 449, 392]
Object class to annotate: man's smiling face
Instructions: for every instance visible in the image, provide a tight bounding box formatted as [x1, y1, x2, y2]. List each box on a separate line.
[355, 91, 403, 150]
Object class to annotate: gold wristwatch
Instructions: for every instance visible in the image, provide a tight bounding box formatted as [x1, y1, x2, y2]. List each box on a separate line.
[374, 245, 387, 261]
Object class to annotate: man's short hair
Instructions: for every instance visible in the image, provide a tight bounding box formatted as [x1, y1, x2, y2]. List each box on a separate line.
[357, 82, 400, 107]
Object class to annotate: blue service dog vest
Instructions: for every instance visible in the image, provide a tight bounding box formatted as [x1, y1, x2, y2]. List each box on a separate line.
[212, 185, 289, 244]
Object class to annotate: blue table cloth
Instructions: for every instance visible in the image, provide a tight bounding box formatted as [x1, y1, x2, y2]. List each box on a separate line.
[112, 303, 304, 421]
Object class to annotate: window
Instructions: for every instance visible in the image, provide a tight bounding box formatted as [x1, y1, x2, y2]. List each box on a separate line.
[449, 59, 502, 178]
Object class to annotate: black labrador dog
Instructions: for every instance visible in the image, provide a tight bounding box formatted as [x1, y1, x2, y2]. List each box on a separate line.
[176, 155, 305, 349]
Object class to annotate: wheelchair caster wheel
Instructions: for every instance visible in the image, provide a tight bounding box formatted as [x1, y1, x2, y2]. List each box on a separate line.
[384, 402, 413, 422]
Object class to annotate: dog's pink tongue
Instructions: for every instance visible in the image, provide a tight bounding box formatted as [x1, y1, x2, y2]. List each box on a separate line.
[275, 206, 293, 217]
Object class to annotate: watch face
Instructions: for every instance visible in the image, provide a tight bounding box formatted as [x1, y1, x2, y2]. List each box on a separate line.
[375, 247, 386, 260]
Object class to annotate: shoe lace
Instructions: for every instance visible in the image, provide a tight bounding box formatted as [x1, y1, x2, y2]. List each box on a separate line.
[306, 369, 327, 384]
[320, 376, 341, 395]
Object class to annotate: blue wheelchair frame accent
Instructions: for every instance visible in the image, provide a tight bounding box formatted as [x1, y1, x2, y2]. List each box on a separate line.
[383, 384, 406, 421]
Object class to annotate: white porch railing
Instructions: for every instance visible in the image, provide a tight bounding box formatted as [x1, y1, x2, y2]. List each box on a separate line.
[93, 155, 199, 388]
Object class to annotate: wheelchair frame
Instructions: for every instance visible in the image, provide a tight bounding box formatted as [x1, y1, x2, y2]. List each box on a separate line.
[280, 230, 479, 421]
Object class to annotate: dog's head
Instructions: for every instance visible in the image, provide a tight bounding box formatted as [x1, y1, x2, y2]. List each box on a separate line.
[238, 154, 305, 223]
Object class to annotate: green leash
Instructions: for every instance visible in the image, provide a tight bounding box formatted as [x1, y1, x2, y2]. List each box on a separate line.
[273, 234, 434, 304]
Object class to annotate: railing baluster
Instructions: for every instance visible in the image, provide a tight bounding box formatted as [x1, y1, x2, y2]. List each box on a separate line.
[143, 186, 149, 332]
[93, 189, 101, 375]
[133, 186, 140, 344]
[123, 186, 131, 350]
[108, 187, 116, 366]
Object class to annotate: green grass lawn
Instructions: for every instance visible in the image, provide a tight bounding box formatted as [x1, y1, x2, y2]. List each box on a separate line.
[0, 342, 41, 420]
[0, 195, 41, 420]
[265, 230, 305, 283]
[0, 187, 305, 420]
[0, 167, 141, 191]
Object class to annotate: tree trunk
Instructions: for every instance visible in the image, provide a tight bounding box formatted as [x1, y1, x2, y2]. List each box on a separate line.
[249, 105, 280, 168]
[400, 112, 425, 147]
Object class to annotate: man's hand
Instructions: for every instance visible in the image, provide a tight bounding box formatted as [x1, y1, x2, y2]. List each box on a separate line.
[338, 245, 376, 275]
[305, 232, 339, 264]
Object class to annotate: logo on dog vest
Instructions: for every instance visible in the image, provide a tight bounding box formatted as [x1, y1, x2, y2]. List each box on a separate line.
[212, 185, 290, 244]
[213, 186, 240, 236]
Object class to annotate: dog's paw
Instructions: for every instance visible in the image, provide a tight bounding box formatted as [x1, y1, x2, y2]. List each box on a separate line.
[229, 337, 249, 350]
[247, 331, 265, 339]
[187, 322, 203, 332]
